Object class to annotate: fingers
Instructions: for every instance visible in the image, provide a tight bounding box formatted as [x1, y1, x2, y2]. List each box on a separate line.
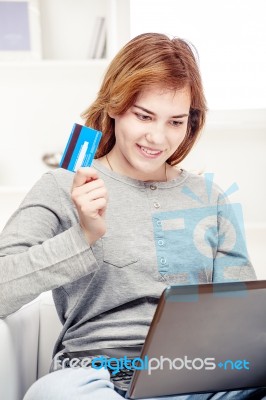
[71, 168, 107, 199]
[73, 187, 108, 207]
[72, 167, 99, 189]
[72, 177, 106, 196]
[79, 197, 107, 217]
[71, 166, 108, 219]
[70, 168, 108, 244]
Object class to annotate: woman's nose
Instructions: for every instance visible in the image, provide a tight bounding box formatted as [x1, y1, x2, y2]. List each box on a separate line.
[145, 125, 165, 144]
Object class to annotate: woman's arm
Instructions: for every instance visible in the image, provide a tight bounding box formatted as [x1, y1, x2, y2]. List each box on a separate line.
[0, 172, 99, 318]
[212, 195, 256, 282]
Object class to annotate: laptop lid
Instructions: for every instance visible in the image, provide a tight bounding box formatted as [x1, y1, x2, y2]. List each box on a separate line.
[127, 280, 266, 399]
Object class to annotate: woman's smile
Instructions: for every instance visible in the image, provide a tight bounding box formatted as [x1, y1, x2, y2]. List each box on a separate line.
[136, 144, 164, 158]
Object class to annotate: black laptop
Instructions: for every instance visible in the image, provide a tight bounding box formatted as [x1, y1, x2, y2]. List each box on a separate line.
[60, 280, 266, 399]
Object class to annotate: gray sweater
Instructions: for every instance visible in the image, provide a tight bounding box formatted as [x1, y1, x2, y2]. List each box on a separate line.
[0, 161, 255, 356]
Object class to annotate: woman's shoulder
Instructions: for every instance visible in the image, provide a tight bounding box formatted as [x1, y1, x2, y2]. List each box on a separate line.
[42, 168, 74, 189]
[182, 170, 227, 203]
[27, 168, 74, 202]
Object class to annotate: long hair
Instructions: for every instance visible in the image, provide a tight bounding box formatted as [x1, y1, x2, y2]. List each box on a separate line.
[82, 33, 207, 165]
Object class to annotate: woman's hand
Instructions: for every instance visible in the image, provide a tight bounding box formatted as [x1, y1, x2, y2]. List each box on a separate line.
[71, 167, 108, 245]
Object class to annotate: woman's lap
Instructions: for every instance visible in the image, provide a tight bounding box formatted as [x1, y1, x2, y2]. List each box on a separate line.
[23, 367, 266, 400]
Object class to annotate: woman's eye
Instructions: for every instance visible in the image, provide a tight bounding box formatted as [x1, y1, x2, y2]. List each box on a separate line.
[171, 120, 184, 127]
[136, 113, 151, 121]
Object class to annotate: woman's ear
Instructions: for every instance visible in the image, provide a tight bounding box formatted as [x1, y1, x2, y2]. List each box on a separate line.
[107, 108, 115, 119]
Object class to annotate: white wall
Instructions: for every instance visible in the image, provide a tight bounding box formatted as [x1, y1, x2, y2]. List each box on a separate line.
[0, 61, 108, 187]
[130, 0, 266, 110]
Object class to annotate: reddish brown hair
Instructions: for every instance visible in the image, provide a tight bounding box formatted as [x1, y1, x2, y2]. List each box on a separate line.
[82, 33, 207, 165]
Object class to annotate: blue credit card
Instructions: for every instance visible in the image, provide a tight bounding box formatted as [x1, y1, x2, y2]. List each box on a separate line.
[60, 123, 102, 172]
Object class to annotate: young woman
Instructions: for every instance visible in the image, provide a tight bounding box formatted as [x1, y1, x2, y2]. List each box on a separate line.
[0, 33, 264, 399]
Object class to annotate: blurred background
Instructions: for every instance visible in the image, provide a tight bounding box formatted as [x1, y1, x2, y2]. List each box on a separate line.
[0, 0, 265, 277]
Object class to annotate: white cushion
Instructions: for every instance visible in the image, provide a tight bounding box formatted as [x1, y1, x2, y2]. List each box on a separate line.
[0, 291, 62, 399]
[0, 299, 39, 400]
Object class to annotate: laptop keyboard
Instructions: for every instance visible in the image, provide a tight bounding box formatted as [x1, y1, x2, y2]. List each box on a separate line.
[109, 361, 134, 385]
[58, 354, 136, 394]
[99, 358, 135, 393]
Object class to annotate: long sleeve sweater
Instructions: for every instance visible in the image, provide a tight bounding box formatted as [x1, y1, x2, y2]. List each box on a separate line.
[0, 161, 256, 356]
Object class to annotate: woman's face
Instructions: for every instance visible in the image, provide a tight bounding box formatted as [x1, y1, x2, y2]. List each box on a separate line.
[109, 85, 191, 181]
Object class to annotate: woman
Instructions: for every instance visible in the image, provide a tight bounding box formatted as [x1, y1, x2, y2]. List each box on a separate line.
[0, 33, 264, 399]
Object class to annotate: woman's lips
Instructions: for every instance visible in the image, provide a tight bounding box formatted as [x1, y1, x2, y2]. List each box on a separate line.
[136, 144, 163, 158]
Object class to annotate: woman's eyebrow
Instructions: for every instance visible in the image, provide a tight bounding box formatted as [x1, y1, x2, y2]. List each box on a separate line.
[133, 104, 189, 118]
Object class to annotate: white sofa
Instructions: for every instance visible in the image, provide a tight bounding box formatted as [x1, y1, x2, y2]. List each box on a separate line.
[0, 292, 62, 400]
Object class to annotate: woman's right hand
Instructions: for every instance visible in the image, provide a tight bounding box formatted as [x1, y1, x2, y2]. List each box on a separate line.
[71, 167, 108, 245]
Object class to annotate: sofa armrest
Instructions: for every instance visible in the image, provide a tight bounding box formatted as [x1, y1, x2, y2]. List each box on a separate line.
[0, 298, 40, 400]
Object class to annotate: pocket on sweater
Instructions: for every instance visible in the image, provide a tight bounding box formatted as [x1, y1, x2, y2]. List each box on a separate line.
[102, 236, 139, 268]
